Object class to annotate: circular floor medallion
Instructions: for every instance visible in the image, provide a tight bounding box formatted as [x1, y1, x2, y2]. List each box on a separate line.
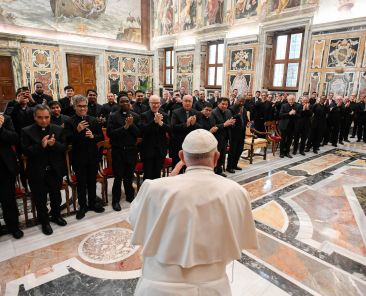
[78, 228, 138, 264]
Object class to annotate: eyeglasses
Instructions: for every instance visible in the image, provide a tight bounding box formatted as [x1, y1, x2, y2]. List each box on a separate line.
[76, 105, 88, 108]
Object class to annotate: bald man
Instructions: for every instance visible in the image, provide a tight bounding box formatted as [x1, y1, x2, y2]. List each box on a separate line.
[140, 95, 170, 180]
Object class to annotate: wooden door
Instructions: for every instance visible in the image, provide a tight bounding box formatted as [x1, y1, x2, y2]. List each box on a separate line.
[66, 54, 96, 96]
[0, 56, 16, 111]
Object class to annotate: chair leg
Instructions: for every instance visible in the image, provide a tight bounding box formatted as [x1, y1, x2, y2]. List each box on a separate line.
[250, 146, 254, 164]
[104, 178, 108, 204]
[272, 142, 276, 156]
[264, 146, 267, 160]
[65, 186, 70, 216]
[23, 197, 28, 225]
[72, 185, 77, 211]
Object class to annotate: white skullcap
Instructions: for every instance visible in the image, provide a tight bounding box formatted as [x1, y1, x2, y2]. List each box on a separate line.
[182, 129, 218, 154]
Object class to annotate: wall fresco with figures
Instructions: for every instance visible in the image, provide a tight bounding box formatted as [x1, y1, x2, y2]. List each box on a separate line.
[0, 0, 143, 43]
[306, 31, 366, 96]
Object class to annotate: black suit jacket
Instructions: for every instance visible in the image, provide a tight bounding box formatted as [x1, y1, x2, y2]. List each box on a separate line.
[51, 114, 70, 126]
[212, 107, 232, 144]
[279, 103, 301, 130]
[229, 104, 248, 138]
[21, 123, 67, 179]
[171, 108, 201, 147]
[10, 103, 34, 134]
[140, 109, 170, 159]
[64, 115, 104, 166]
[0, 115, 19, 176]
[31, 92, 53, 105]
[87, 103, 103, 117]
[311, 103, 328, 128]
[132, 102, 149, 115]
[198, 113, 216, 131]
[58, 96, 75, 117]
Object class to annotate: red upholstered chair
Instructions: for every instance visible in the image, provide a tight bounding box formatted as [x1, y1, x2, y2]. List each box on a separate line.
[134, 160, 144, 191]
[98, 139, 113, 203]
[264, 121, 282, 156]
[15, 174, 36, 225]
[162, 157, 172, 177]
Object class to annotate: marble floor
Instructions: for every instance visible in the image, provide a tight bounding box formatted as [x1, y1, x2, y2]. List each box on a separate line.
[1, 140, 366, 296]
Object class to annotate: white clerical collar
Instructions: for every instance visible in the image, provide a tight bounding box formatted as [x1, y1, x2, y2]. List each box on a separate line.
[185, 165, 214, 173]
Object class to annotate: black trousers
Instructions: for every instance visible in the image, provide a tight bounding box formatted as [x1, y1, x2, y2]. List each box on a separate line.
[280, 125, 295, 155]
[74, 161, 98, 209]
[143, 155, 164, 180]
[322, 120, 330, 144]
[310, 125, 325, 151]
[293, 124, 309, 153]
[215, 140, 227, 174]
[112, 148, 136, 203]
[329, 122, 340, 145]
[29, 169, 62, 225]
[227, 134, 245, 169]
[351, 116, 358, 137]
[340, 119, 351, 142]
[357, 116, 366, 141]
[0, 159, 19, 231]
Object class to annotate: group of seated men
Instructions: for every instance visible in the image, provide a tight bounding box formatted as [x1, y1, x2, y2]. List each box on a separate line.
[1, 81, 365, 239]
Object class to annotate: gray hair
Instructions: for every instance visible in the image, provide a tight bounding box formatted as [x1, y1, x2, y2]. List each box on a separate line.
[73, 95, 88, 106]
[33, 104, 51, 115]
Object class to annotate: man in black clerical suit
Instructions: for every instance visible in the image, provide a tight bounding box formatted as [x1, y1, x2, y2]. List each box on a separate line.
[86, 89, 103, 118]
[356, 96, 366, 142]
[322, 93, 335, 145]
[340, 97, 352, 143]
[58, 85, 75, 117]
[10, 88, 34, 135]
[227, 96, 248, 173]
[4, 88, 22, 116]
[140, 95, 170, 180]
[306, 97, 328, 154]
[132, 90, 149, 115]
[0, 114, 23, 239]
[194, 90, 207, 111]
[21, 105, 67, 235]
[64, 95, 105, 220]
[49, 101, 70, 127]
[212, 97, 236, 176]
[162, 91, 183, 117]
[279, 95, 301, 158]
[31, 82, 53, 106]
[252, 93, 266, 134]
[208, 90, 221, 109]
[328, 96, 344, 147]
[293, 97, 312, 155]
[100, 92, 118, 123]
[198, 102, 217, 132]
[107, 96, 140, 210]
[171, 95, 202, 168]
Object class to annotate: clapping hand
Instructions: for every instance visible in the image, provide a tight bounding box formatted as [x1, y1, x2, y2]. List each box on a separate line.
[224, 117, 236, 127]
[47, 134, 56, 146]
[154, 113, 164, 125]
[77, 120, 89, 132]
[41, 135, 50, 148]
[124, 115, 134, 129]
[289, 109, 296, 115]
[210, 126, 218, 133]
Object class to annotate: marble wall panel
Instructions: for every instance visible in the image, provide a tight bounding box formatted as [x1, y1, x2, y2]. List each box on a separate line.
[311, 40, 325, 69]
[20, 43, 63, 99]
[176, 51, 194, 93]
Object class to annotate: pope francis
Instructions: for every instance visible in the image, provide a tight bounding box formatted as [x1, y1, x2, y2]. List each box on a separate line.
[129, 129, 258, 295]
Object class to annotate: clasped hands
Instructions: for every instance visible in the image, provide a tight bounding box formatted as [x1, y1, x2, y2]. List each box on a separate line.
[186, 115, 197, 127]
[77, 120, 94, 138]
[41, 134, 56, 148]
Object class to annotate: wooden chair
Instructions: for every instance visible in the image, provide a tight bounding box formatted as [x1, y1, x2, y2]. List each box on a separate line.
[243, 127, 269, 164]
[162, 157, 172, 177]
[98, 139, 113, 203]
[264, 121, 282, 156]
[15, 173, 36, 225]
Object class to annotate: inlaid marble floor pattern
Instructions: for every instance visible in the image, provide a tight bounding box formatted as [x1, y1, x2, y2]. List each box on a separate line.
[0, 141, 366, 296]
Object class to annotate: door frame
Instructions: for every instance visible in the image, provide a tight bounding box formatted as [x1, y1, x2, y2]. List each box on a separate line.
[0, 48, 22, 91]
[60, 46, 105, 104]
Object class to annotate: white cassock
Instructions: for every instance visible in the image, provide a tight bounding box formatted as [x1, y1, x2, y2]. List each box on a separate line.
[129, 165, 258, 296]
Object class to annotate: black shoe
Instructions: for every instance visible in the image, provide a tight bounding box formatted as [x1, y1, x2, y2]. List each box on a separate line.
[285, 154, 293, 158]
[344, 139, 350, 142]
[234, 166, 242, 170]
[300, 151, 305, 156]
[226, 168, 235, 174]
[51, 216, 67, 226]
[42, 224, 53, 235]
[280, 154, 284, 158]
[112, 202, 121, 211]
[313, 150, 318, 154]
[350, 135, 355, 138]
[89, 204, 105, 213]
[339, 141, 344, 145]
[11, 228, 24, 239]
[305, 148, 310, 152]
[332, 144, 337, 147]
[76, 207, 88, 220]
[293, 151, 297, 155]
[219, 172, 227, 177]
[357, 139, 361, 142]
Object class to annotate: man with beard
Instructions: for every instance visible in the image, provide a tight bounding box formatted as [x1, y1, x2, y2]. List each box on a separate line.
[306, 96, 328, 154]
[64, 95, 105, 219]
[140, 95, 170, 180]
[59, 85, 75, 117]
[101, 92, 118, 123]
[194, 90, 207, 111]
[31, 82, 53, 106]
[86, 89, 102, 118]
[171, 95, 201, 168]
[0, 113, 24, 239]
[227, 96, 248, 172]
[279, 95, 300, 158]
[212, 98, 235, 176]
[21, 105, 67, 235]
[49, 101, 70, 127]
[293, 97, 312, 155]
[107, 96, 140, 210]
[132, 90, 149, 114]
